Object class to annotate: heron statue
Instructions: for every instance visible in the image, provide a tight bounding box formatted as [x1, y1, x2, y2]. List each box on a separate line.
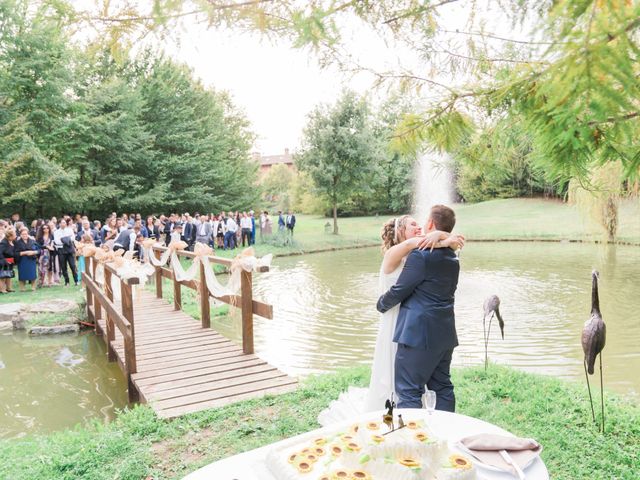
[582, 270, 606, 433]
[482, 295, 505, 370]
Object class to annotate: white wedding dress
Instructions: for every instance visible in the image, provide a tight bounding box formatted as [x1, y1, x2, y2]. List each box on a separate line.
[317, 262, 403, 426]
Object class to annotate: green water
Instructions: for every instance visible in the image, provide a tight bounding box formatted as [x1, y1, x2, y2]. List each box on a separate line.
[1, 242, 638, 438]
[217, 242, 640, 395]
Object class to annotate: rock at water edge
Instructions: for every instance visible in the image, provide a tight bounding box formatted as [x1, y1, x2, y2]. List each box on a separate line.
[29, 324, 80, 335]
[0, 303, 25, 322]
[25, 299, 79, 315]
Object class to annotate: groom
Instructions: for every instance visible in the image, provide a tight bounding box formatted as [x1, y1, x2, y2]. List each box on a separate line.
[376, 205, 460, 411]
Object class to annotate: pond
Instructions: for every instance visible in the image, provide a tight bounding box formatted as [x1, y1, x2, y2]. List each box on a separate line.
[216, 242, 640, 396]
[1, 241, 638, 438]
[0, 330, 128, 439]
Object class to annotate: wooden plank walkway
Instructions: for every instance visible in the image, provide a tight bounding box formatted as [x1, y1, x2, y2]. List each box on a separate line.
[95, 289, 297, 418]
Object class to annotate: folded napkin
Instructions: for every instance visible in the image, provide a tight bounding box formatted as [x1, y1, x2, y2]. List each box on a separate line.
[459, 434, 542, 472]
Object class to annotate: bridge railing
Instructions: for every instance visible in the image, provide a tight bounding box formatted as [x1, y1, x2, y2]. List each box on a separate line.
[83, 256, 140, 402]
[150, 245, 273, 355]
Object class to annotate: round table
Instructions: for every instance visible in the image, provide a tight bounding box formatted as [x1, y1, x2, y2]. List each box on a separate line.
[183, 409, 549, 480]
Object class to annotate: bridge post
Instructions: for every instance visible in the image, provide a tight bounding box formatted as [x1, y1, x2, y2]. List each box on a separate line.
[199, 261, 210, 329]
[173, 270, 182, 311]
[121, 279, 139, 403]
[85, 257, 94, 324]
[104, 268, 116, 362]
[241, 270, 254, 354]
[154, 247, 163, 298]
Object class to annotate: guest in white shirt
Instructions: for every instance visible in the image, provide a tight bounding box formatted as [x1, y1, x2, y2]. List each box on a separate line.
[224, 212, 237, 250]
[240, 212, 252, 247]
[53, 219, 78, 286]
[211, 215, 221, 249]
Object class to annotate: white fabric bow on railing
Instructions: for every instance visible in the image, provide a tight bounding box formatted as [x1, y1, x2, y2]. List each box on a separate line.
[142, 242, 272, 300]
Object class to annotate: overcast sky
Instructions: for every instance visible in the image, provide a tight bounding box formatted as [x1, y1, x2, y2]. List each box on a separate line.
[160, 26, 390, 155]
[140, 2, 524, 155]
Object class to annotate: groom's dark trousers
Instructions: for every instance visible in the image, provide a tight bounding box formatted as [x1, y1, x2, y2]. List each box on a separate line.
[377, 248, 460, 411]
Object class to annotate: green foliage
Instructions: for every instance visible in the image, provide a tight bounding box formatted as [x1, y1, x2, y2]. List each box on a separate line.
[260, 163, 296, 211]
[291, 171, 328, 215]
[296, 91, 379, 233]
[452, 120, 563, 202]
[137, 57, 258, 213]
[0, 4, 257, 219]
[296, 93, 417, 221]
[568, 163, 624, 241]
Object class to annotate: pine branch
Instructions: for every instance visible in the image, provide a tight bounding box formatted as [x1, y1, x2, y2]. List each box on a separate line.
[430, 44, 549, 65]
[587, 112, 640, 126]
[88, 0, 275, 24]
[383, 0, 462, 25]
[440, 29, 562, 46]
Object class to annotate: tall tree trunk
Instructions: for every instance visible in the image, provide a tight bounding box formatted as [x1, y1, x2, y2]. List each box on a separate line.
[333, 203, 339, 235]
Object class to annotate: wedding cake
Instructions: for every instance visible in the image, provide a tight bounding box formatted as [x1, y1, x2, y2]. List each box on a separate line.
[266, 416, 477, 480]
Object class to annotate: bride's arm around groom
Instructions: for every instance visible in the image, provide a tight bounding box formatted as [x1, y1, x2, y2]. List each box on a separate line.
[376, 205, 461, 411]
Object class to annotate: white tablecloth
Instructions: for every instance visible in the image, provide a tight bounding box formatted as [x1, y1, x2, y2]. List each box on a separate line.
[183, 409, 549, 480]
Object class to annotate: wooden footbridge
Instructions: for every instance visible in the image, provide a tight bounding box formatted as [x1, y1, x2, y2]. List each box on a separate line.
[81, 246, 297, 418]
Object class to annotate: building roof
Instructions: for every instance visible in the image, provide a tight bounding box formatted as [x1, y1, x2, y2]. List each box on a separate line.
[254, 149, 294, 167]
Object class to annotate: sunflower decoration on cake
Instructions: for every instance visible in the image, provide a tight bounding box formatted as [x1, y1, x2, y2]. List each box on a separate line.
[447, 455, 472, 470]
[365, 421, 380, 431]
[397, 456, 422, 469]
[437, 453, 477, 479]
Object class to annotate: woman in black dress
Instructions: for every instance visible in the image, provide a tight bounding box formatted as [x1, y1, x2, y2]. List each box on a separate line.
[0, 228, 17, 294]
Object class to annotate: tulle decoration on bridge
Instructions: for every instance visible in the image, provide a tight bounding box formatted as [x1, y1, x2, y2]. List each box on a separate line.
[81, 240, 271, 302]
[144, 241, 272, 302]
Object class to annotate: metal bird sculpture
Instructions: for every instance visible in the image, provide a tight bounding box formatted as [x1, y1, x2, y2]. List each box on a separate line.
[581, 270, 606, 433]
[482, 295, 505, 370]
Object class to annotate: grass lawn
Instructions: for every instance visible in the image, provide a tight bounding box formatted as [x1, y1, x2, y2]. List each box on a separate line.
[0, 284, 84, 306]
[213, 198, 640, 261]
[0, 366, 637, 480]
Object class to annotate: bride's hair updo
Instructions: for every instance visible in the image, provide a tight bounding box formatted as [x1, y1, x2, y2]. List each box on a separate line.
[381, 215, 411, 252]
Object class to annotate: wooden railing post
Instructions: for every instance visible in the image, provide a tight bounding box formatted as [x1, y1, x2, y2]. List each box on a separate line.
[104, 268, 116, 362]
[120, 279, 139, 403]
[173, 264, 182, 311]
[241, 270, 254, 354]
[154, 247, 163, 298]
[199, 261, 210, 329]
[91, 254, 97, 280]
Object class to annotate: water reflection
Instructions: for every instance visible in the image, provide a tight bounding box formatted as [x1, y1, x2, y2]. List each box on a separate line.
[0, 331, 128, 439]
[214, 243, 640, 397]
[55, 347, 85, 368]
[1, 242, 637, 439]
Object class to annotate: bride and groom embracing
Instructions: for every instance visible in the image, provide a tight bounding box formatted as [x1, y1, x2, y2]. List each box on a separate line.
[318, 204, 463, 425]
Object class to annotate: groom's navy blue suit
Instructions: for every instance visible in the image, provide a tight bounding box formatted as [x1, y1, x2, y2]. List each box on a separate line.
[376, 247, 459, 411]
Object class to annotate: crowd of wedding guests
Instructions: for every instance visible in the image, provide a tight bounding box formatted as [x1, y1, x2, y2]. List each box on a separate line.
[0, 210, 297, 294]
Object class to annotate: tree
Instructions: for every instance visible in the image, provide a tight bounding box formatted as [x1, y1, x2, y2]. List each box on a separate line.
[137, 57, 258, 213]
[72, 75, 156, 216]
[297, 91, 378, 234]
[0, 0, 75, 216]
[82, 1, 640, 181]
[0, 3, 260, 218]
[260, 163, 296, 211]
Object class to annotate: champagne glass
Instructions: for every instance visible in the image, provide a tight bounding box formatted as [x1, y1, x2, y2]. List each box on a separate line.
[423, 389, 437, 414]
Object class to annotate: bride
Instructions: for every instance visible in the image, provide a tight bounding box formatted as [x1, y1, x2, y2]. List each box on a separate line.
[318, 214, 463, 426]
